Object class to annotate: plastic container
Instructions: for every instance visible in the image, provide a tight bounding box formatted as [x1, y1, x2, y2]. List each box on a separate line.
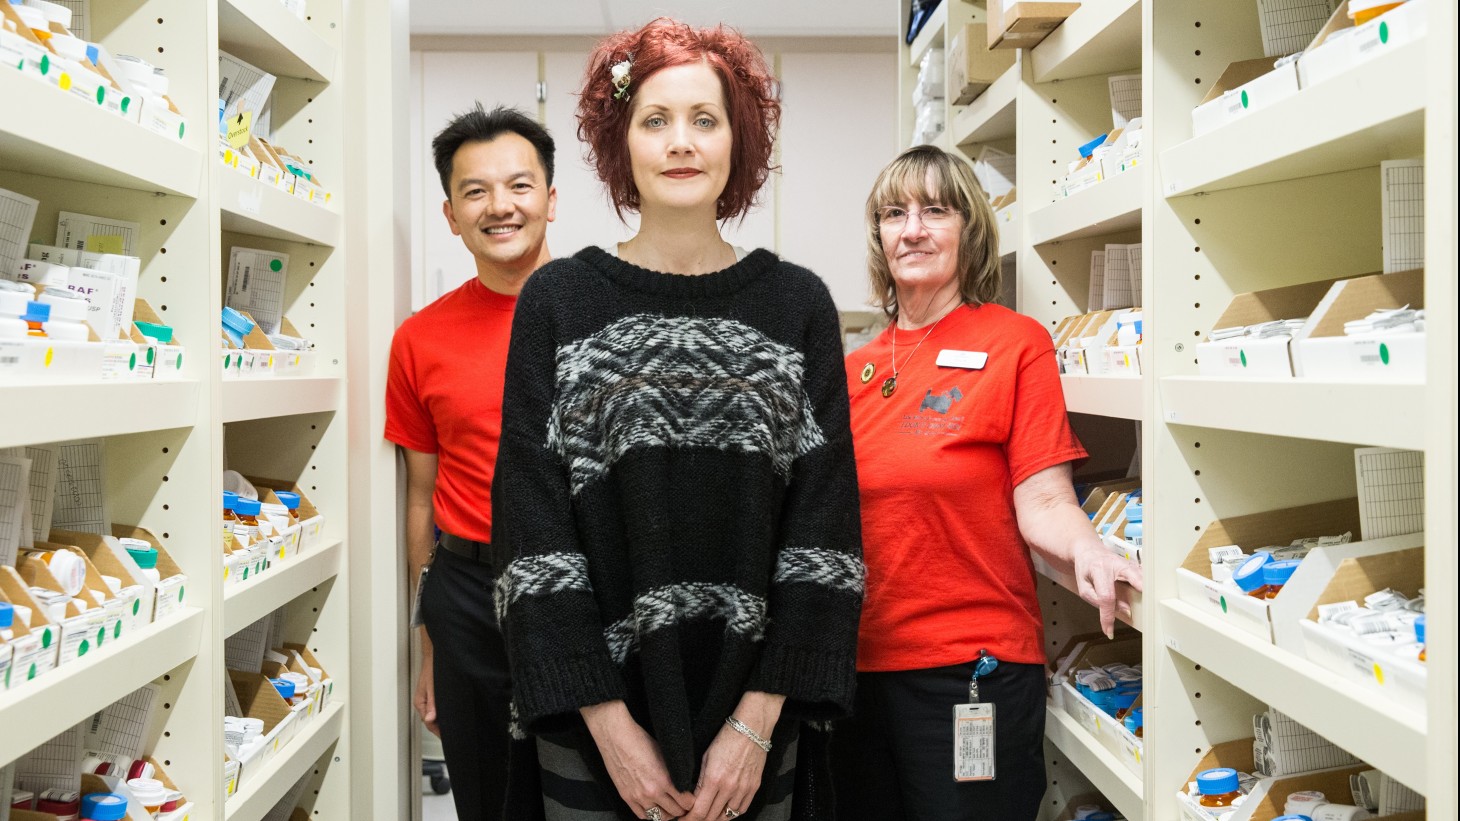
[10, 789, 36, 811]
[12, 5, 51, 43]
[1415, 614, 1426, 662]
[23, 0, 72, 29]
[127, 759, 157, 781]
[233, 497, 262, 544]
[275, 490, 302, 522]
[0, 281, 34, 338]
[0, 600, 14, 642]
[1124, 502, 1143, 546]
[1310, 805, 1374, 821]
[126, 777, 167, 815]
[1232, 552, 1273, 598]
[222, 306, 255, 348]
[1122, 706, 1143, 736]
[21, 300, 51, 337]
[39, 287, 91, 341]
[1261, 559, 1302, 599]
[78, 792, 127, 821]
[31, 548, 87, 596]
[1286, 791, 1327, 816]
[1196, 767, 1243, 807]
[1272, 816, 1313, 821]
[224, 490, 240, 548]
[135, 320, 174, 344]
[271, 676, 297, 703]
[122, 539, 162, 585]
[36, 788, 82, 820]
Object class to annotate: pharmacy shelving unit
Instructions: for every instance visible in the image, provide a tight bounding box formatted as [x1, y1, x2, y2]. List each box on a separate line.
[0, 0, 408, 818]
[896, 2, 1458, 819]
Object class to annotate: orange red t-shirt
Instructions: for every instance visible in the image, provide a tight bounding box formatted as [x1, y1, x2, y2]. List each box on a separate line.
[385, 277, 517, 543]
[844, 303, 1086, 670]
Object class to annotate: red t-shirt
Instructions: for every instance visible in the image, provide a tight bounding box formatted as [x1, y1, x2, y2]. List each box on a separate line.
[385, 277, 517, 543]
[845, 303, 1087, 670]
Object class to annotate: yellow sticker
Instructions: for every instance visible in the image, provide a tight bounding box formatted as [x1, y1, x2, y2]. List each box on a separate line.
[59, 72, 72, 91]
[226, 110, 253, 149]
[87, 234, 126, 254]
[44, 347, 54, 367]
[1373, 663, 1385, 685]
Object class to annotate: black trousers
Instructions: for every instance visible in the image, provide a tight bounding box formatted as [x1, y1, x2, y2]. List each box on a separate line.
[829, 659, 1048, 821]
[420, 541, 513, 821]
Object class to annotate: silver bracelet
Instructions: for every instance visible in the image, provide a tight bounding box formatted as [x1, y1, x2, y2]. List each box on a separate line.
[725, 716, 772, 752]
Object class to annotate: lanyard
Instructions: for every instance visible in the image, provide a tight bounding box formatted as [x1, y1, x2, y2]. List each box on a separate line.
[968, 649, 999, 704]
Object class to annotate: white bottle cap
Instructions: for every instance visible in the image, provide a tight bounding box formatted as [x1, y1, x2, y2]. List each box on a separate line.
[48, 33, 87, 61]
[1286, 791, 1327, 814]
[23, 0, 71, 27]
[0, 280, 38, 316]
[126, 777, 168, 806]
[13, 5, 47, 30]
[36, 549, 87, 597]
[39, 287, 88, 323]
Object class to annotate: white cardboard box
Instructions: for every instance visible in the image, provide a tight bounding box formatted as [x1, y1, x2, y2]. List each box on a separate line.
[1194, 335, 1297, 377]
[1192, 58, 1300, 137]
[1293, 268, 1424, 380]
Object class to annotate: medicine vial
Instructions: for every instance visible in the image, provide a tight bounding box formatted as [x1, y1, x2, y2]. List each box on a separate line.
[1286, 790, 1327, 816]
[0, 601, 15, 642]
[1261, 559, 1302, 599]
[121, 540, 162, 585]
[233, 497, 263, 544]
[1415, 614, 1426, 662]
[1310, 804, 1375, 821]
[0, 281, 35, 337]
[1232, 552, 1273, 598]
[21, 300, 51, 337]
[275, 490, 303, 522]
[1124, 502, 1143, 546]
[125, 778, 167, 815]
[77, 792, 128, 821]
[1196, 767, 1243, 807]
[223, 491, 241, 548]
[38, 287, 90, 341]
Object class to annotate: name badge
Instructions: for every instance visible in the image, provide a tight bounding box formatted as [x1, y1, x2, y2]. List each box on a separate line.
[936, 350, 988, 370]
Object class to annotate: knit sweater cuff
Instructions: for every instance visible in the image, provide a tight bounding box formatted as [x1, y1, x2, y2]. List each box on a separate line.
[747, 643, 857, 721]
[515, 653, 628, 731]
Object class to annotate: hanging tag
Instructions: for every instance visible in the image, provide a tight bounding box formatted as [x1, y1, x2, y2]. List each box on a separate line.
[953, 702, 996, 781]
[410, 564, 431, 629]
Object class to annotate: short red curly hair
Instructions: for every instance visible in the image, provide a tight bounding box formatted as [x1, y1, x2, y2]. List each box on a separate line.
[578, 18, 780, 222]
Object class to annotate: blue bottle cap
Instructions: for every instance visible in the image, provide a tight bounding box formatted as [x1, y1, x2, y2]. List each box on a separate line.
[1261, 559, 1301, 588]
[223, 490, 239, 510]
[1415, 614, 1425, 644]
[1088, 814, 1116, 821]
[271, 677, 296, 700]
[1123, 707, 1143, 731]
[1196, 767, 1241, 795]
[234, 497, 262, 516]
[21, 301, 50, 324]
[274, 490, 301, 510]
[0, 601, 13, 628]
[1125, 502, 1143, 523]
[79, 793, 129, 821]
[1272, 817, 1313, 821]
[1232, 552, 1272, 593]
[125, 544, 159, 570]
[1078, 133, 1108, 158]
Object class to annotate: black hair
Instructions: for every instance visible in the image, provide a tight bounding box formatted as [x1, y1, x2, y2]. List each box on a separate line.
[431, 104, 556, 196]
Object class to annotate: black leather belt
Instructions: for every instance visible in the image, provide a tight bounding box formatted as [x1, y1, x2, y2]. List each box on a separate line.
[438, 532, 492, 565]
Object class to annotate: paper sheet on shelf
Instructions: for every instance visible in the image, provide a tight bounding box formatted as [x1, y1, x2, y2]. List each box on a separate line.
[51, 440, 110, 535]
[262, 769, 315, 821]
[219, 51, 277, 141]
[24, 445, 57, 543]
[1381, 159, 1424, 275]
[226, 612, 276, 673]
[226, 248, 290, 336]
[0, 187, 40, 275]
[16, 722, 85, 798]
[84, 683, 161, 760]
[1354, 448, 1425, 540]
[1258, 0, 1340, 56]
[56, 211, 141, 257]
[0, 454, 31, 567]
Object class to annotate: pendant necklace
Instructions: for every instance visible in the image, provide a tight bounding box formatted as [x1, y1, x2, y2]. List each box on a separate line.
[883, 310, 951, 398]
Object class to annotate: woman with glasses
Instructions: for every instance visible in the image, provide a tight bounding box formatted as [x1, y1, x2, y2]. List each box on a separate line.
[832, 145, 1143, 820]
[492, 18, 863, 821]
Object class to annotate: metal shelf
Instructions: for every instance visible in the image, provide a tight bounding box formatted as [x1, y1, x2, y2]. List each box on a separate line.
[1160, 41, 1425, 197]
[1028, 169, 1143, 245]
[222, 376, 342, 423]
[220, 171, 342, 246]
[1160, 376, 1424, 449]
[1161, 599, 1428, 795]
[1031, 0, 1142, 83]
[0, 380, 201, 448]
[1064, 374, 1143, 420]
[0, 72, 202, 198]
[225, 539, 343, 636]
[0, 609, 204, 768]
[1044, 705, 1145, 820]
[219, 0, 337, 82]
[224, 703, 345, 821]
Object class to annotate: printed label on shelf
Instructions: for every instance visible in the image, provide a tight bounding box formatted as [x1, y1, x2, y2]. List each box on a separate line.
[154, 574, 187, 619]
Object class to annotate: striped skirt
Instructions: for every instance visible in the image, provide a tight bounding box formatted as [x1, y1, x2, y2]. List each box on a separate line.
[537, 733, 798, 820]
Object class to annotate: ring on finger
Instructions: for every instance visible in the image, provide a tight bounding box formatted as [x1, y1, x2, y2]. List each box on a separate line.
[645, 807, 663, 821]
[724, 809, 741, 819]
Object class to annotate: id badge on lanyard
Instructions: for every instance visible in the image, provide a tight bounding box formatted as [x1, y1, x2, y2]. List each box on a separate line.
[954, 650, 998, 782]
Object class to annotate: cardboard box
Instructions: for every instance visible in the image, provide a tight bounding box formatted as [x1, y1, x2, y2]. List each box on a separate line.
[1172, 741, 1406, 821]
[130, 299, 185, 380]
[1195, 276, 1348, 378]
[284, 642, 335, 711]
[1175, 497, 1424, 649]
[988, 1, 1082, 49]
[48, 529, 157, 635]
[111, 525, 189, 619]
[1299, 547, 1426, 714]
[1295, 268, 1424, 381]
[229, 669, 299, 781]
[948, 24, 1017, 104]
[18, 546, 118, 664]
[0, 566, 59, 682]
[1191, 57, 1300, 137]
[1052, 635, 1143, 777]
[246, 478, 325, 549]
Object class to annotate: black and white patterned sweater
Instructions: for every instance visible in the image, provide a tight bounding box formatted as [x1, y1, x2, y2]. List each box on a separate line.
[492, 245, 864, 793]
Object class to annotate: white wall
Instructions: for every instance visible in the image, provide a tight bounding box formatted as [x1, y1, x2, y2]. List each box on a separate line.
[409, 42, 896, 311]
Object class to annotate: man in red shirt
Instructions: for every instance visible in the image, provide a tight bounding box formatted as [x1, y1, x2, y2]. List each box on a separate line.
[385, 104, 556, 820]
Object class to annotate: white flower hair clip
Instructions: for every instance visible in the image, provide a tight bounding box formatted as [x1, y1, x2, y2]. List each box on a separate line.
[611, 55, 633, 101]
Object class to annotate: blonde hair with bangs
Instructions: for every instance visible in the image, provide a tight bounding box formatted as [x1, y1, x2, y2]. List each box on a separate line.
[864, 145, 1002, 318]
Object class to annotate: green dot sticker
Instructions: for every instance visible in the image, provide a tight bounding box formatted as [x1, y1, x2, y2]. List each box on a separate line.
[1379, 21, 1389, 44]
[96, 85, 106, 105]
[97, 626, 107, 646]
[121, 96, 131, 113]
[269, 259, 283, 272]
[224, 354, 232, 368]
[178, 585, 186, 603]
[1239, 350, 1248, 367]
[28, 663, 37, 681]
[1379, 343, 1390, 365]
[1219, 595, 1229, 613]
[39, 54, 49, 75]
[177, 352, 184, 369]
[147, 347, 156, 365]
[41, 628, 53, 649]
[179, 122, 186, 139]
[133, 599, 141, 616]
[79, 639, 91, 657]
[115, 621, 123, 639]
[129, 352, 137, 370]
[1240, 89, 1249, 109]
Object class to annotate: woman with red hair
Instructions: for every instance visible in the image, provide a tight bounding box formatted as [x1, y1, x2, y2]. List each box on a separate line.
[492, 18, 863, 821]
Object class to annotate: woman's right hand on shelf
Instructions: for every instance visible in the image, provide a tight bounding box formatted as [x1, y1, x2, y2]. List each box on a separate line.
[582, 700, 695, 819]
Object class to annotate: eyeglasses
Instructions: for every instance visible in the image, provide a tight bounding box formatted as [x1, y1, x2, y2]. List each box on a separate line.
[875, 204, 961, 231]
